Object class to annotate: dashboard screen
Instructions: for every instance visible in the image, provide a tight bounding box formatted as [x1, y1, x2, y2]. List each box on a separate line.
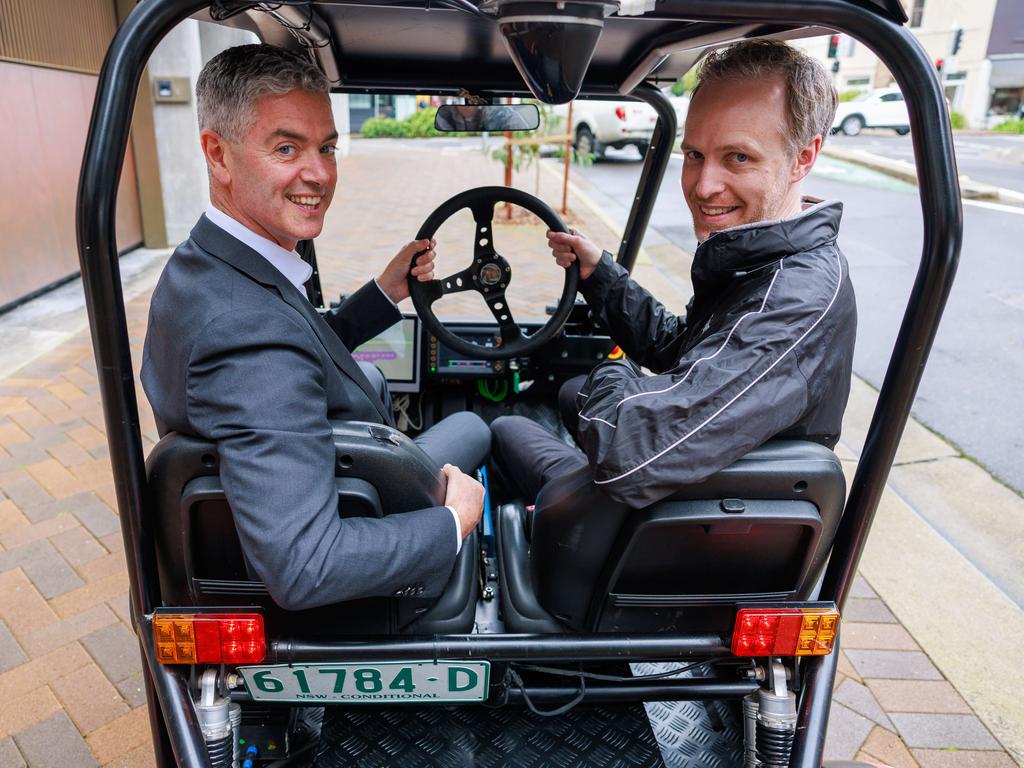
[352, 316, 420, 392]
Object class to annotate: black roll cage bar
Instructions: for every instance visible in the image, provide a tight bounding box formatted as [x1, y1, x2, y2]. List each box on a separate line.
[76, 1, 961, 766]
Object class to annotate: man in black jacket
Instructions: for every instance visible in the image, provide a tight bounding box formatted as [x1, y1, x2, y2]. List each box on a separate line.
[491, 39, 856, 508]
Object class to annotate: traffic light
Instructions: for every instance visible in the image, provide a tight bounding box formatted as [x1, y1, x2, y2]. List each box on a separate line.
[951, 28, 963, 55]
[827, 34, 840, 58]
[935, 57, 944, 74]
[831, 60, 840, 74]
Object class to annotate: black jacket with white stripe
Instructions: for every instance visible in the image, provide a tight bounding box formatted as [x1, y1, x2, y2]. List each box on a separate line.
[574, 199, 856, 507]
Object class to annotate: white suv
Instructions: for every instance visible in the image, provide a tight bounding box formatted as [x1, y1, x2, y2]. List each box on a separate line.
[831, 88, 910, 136]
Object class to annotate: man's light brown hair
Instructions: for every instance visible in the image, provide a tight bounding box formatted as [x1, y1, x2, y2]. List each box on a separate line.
[693, 39, 839, 155]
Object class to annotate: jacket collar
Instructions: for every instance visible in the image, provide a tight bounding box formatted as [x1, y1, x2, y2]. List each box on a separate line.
[203, 205, 313, 292]
[189, 215, 394, 425]
[693, 198, 843, 280]
[191, 214, 298, 293]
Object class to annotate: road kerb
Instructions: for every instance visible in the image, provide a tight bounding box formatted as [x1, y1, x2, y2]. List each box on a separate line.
[820, 145, 1020, 203]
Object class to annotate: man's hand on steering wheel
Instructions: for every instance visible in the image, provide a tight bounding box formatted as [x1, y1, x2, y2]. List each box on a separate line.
[547, 228, 602, 281]
[378, 238, 437, 303]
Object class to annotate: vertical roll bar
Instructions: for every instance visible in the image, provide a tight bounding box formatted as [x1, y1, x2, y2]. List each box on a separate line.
[77, 2, 212, 764]
[616, 84, 678, 271]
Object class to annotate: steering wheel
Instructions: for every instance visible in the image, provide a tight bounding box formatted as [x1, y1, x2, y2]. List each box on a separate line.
[408, 186, 579, 360]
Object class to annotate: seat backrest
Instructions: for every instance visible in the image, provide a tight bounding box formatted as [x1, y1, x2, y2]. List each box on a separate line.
[529, 441, 846, 632]
[145, 421, 478, 635]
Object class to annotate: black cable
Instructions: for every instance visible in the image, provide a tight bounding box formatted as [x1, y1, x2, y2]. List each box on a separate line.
[514, 656, 732, 683]
[509, 668, 586, 717]
[259, 2, 316, 32]
[262, 739, 316, 768]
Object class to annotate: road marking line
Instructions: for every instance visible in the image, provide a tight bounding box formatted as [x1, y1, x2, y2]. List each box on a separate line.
[963, 199, 1024, 215]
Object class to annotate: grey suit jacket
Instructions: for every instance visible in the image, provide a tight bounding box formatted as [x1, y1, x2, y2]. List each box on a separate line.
[141, 215, 457, 610]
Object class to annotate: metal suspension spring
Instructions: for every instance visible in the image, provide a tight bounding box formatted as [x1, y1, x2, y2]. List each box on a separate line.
[204, 732, 234, 768]
[742, 694, 761, 768]
[755, 719, 795, 767]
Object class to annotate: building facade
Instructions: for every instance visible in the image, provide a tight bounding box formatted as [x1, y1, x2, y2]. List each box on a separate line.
[0, 0, 149, 311]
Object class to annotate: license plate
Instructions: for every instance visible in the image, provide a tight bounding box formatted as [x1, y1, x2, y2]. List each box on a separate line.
[238, 661, 490, 704]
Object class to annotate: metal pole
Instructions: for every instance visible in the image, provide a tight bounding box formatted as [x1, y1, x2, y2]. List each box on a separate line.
[272, 633, 729, 663]
[504, 680, 758, 703]
[790, 630, 841, 768]
[615, 84, 677, 272]
[77, 1, 213, 764]
[505, 97, 514, 220]
[562, 101, 574, 214]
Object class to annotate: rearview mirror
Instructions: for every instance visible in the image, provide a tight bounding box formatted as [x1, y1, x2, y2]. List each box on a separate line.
[434, 104, 540, 132]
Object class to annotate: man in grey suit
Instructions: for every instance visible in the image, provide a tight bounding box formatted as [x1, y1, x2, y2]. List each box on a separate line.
[141, 44, 487, 611]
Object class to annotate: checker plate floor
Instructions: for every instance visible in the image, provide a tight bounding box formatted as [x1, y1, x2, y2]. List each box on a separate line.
[315, 703, 665, 767]
[313, 696, 742, 767]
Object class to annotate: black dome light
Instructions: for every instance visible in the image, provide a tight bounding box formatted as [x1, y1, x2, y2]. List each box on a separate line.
[482, 0, 618, 104]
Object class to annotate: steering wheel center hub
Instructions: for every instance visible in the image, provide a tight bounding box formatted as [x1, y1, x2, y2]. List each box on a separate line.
[479, 262, 503, 286]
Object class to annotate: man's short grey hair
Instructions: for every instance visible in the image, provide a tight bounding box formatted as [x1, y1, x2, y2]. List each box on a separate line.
[693, 39, 838, 155]
[196, 43, 329, 142]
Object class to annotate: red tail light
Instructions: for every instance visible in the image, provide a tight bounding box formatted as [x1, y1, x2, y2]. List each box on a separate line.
[615, 106, 626, 121]
[731, 606, 839, 657]
[154, 613, 265, 665]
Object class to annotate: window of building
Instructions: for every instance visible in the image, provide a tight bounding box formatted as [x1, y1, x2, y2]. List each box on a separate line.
[846, 77, 871, 87]
[990, 87, 1023, 116]
[909, 0, 925, 28]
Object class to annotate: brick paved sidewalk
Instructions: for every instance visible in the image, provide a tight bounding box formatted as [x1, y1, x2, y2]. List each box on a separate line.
[0, 138, 1016, 767]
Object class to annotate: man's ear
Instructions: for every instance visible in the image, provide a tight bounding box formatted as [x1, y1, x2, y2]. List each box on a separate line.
[199, 128, 232, 187]
[790, 134, 823, 183]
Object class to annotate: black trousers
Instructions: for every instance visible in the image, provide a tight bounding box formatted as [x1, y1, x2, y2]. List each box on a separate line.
[489, 375, 590, 501]
[360, 361, 490, 474]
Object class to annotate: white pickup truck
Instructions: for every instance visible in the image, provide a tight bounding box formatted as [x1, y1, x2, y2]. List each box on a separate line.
[552, 99, 658, 159]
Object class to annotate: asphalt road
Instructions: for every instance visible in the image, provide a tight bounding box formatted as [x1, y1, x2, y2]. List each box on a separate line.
[568, 147, 1024, 496]
[829, 131, 1024, 192]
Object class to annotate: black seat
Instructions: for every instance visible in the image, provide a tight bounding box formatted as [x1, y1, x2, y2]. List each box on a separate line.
[145, 421, 478, 635]
[496, 440, 845, 633]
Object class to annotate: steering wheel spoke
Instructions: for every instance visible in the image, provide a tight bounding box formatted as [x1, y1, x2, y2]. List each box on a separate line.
[437, 267, 477, 296]
[472, 205, 497, 262]
[484, 293, 521, 345]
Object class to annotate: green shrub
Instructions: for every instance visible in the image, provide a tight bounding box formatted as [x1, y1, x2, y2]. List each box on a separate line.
[359, 117, 409, 138]
[838, 89, 863, 103]
[949, 111, 966, 129]
[359, 107, 451, 138]
[993, 118, 1024, 134]
[403, 108, 444, 138]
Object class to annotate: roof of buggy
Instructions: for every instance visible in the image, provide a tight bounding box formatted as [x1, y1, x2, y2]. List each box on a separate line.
[196, 0, 908, 97]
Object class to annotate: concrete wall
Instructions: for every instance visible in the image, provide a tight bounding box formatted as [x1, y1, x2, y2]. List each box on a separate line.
[0, 61, 143, 309]
[148, 20, 216, 245]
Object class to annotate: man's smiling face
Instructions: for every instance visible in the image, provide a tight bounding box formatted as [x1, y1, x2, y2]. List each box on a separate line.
[681, 75, 800, 242]
[218, 89, 338, 251]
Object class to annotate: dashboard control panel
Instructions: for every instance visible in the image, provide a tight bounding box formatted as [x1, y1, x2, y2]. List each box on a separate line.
[428, 328, 507, 379]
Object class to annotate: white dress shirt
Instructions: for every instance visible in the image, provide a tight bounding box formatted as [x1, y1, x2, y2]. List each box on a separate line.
[203, 206, 462, 555]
